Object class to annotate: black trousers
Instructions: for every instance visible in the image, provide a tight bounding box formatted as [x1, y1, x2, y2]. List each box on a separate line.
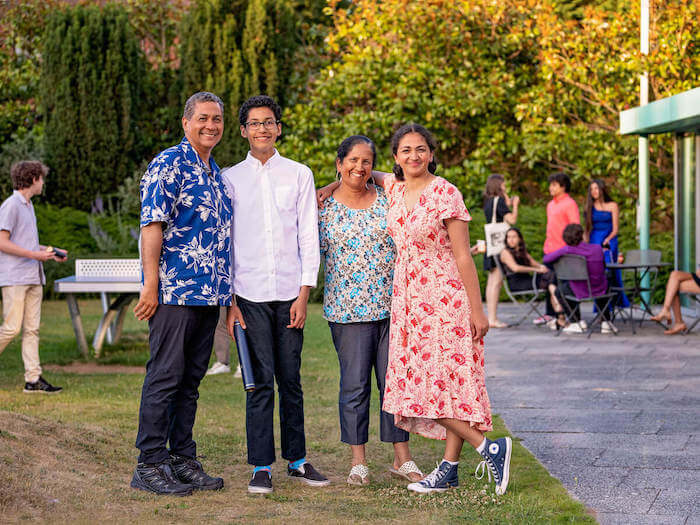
[507, 270, 558, 316]
[237, 296, 305, 466]
[135, 304, 218, 464]
[556, 282, 612, 322]
[328, 319, 409, 445]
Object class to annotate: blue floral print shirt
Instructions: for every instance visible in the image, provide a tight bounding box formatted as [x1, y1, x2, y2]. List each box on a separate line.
[318, 186, 394, 323]
[140, 137, 233, 306]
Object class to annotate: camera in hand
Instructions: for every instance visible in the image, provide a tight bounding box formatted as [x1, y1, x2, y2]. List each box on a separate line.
[48, 246, 67, 259]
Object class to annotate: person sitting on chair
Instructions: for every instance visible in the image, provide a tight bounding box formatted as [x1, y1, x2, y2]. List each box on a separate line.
[650, 267, 700, 335]
[498, 227, 565, 330]
[542, 224, 616, 334]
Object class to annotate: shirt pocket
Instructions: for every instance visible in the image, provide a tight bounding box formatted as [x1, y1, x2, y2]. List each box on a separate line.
[273, 185, 297, 213]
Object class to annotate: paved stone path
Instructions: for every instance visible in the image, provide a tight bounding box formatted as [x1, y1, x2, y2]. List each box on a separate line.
[484, 305, 699, 524]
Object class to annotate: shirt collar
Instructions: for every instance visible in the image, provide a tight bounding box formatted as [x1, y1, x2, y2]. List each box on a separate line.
[553, 192, 569, 203]
[13, 190, 30, 205]
[245, 149, 280, 170]
[180, 136, 218, 175]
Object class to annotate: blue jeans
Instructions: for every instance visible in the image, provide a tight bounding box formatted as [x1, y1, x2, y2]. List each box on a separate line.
[328, 319, 409, 445]
[237, 296, 306, 466]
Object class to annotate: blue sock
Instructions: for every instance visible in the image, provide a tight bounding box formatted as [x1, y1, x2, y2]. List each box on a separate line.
[253, 465, 271, 474]
[289, 458, 306, 470]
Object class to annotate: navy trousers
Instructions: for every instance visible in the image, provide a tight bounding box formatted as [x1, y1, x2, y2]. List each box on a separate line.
[237, 296, 306, 466]
[328, 319, 409, 445]
[135, 304, 218, 464]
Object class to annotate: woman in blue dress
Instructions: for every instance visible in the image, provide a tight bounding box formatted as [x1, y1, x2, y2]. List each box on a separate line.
[584, 179, 629, 308]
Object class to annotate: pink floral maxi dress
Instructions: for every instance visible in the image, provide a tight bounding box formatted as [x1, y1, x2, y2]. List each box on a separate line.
[382, 176, 493, 440]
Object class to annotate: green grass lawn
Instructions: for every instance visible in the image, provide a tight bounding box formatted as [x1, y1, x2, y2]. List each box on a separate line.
[0, 300, 595, 523]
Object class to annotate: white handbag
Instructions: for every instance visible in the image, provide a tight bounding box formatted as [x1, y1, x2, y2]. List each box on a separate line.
[484, 196, 509, 257]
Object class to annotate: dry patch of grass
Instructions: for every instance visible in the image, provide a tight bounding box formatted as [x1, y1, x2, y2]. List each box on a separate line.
[0, 301, 595, 524]
[0, 410, 134, 522]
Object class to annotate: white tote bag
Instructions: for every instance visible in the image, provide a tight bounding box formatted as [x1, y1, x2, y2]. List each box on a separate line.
[484, 196, 509, 257]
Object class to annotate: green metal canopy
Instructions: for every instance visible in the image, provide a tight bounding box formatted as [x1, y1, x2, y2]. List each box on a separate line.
[620, 87, 700, 136]
[618, 86, 698, 315]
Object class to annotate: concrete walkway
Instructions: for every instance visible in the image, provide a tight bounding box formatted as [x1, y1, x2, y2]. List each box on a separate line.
[484, 305, 699, 525]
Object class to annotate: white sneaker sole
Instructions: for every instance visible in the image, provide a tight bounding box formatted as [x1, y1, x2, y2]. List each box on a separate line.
[247, 485, 273, 494]
[206, 367, 231, 376]
[288, 475, 331, 487]
[495, 437, 512, 496]
[407, 483, 449, 493]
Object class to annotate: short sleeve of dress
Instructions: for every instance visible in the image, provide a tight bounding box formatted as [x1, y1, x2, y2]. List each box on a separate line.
[382, 173, 398, 194]
[438, 180, 471, 222]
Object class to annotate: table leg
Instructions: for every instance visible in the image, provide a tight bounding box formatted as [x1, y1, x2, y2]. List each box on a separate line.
[100, 292, 115, 344]
[112, 297, 135, 343]
[93, 294, 137, 357]
[65, 294, 89, 358]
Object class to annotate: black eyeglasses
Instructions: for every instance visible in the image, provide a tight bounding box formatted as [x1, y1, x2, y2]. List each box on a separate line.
[245, 119, 280, 130]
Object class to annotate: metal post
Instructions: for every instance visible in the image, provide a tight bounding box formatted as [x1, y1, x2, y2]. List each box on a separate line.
[638, 0, 651, 302]
[65, 294, 89, 358]
[682, 135, 694, 269]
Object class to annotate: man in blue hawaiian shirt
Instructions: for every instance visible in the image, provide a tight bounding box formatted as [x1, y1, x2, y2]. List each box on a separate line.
[131, 92, 232, 496]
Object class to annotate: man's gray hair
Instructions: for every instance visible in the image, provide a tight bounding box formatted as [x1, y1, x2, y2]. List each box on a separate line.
[183, 91, 224, 120]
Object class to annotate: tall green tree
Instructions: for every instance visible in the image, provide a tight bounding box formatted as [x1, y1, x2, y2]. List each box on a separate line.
[178, 0, 327, 167]
[283, 0, 540, 203]
[41, 4, 146, 210]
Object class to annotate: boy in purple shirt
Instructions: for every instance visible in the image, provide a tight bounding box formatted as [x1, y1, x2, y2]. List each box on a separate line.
[543, 224, 616, 334]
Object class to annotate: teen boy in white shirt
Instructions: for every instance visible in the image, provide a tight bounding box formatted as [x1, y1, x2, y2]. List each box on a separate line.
[223, 95, 328, 494]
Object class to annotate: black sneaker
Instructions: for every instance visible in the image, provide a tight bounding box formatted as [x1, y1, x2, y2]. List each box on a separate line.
[287, 462, 330, 487]
[248, 469, 273, 494]
[23, 376, 62, 394]
[130, 461, 193, 496]
[170, 454, 224, 490]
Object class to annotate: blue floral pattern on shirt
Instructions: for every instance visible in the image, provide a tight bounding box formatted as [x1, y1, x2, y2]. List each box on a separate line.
[140, 137, 232, 306]
[318, 186, 394, 322]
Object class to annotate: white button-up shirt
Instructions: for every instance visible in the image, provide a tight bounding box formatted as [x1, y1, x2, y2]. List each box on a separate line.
[222, 150, 319, 302]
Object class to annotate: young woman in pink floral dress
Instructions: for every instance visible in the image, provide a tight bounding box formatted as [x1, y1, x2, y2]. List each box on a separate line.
[380, 124, 512, 495]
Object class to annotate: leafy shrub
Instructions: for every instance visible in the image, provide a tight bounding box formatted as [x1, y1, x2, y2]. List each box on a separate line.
[41, 4, 147, 210]
[0, 127, 45, 201]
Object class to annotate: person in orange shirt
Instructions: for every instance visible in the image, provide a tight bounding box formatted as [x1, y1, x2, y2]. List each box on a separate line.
[543, 172, 580, 255]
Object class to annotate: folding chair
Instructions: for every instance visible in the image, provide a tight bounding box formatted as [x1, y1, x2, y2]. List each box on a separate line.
[611, 249, 662, 330]
[553, 254, 617, 338]
[494, 256, 548, 326]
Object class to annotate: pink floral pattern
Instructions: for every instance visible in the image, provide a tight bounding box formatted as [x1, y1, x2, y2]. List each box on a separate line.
[382, 176, 492, 439]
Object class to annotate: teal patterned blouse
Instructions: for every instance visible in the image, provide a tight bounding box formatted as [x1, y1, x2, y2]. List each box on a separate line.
[318, 186, 395, 323]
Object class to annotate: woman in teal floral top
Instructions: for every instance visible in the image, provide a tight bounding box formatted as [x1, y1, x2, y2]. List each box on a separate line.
[319, 136, 422, 486]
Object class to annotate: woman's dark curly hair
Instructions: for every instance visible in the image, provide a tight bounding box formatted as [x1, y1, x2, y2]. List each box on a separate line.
[390, 123, 437, 181]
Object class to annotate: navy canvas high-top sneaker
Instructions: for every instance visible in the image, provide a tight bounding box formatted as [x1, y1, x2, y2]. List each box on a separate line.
[476, 437, 512, 495]
[407, 460, 459, 493]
